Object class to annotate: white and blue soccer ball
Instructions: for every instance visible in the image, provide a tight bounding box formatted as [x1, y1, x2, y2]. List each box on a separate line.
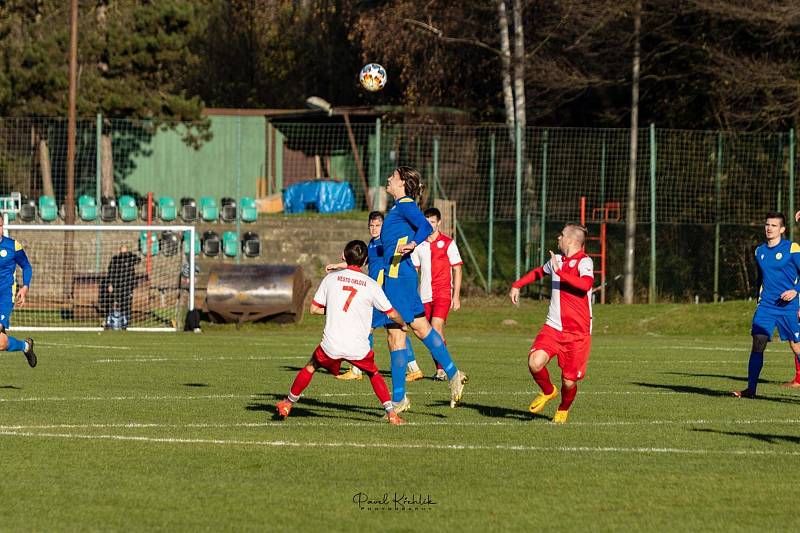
[359, 63, 387, 92]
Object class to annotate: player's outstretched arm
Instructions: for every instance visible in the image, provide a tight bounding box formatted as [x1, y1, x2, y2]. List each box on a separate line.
[386, 309, 407, 331]
[325, 261, 347, 273]
[555, 269, 595, 292]
[14, 246, 32, 307]
[509, 266, 549, 304]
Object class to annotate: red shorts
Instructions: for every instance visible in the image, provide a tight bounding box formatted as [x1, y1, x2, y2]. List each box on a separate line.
[531, 324, 591, 381]
[312, 345, 379, 375]
[424, 298, 451, 322]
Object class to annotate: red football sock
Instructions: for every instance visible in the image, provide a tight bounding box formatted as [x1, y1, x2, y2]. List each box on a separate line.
[289, 368, 314, 398]
[559, 384, 578, 411]
[794, 353, 800, 381]
[368, 371, 391, 404]
[530, 366, 555, 395]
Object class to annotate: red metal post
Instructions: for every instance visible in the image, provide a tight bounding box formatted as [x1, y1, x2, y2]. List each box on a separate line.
[600, 222, 607, 304]
[580, 196, 586, 226]
[146, 192, 153, 275]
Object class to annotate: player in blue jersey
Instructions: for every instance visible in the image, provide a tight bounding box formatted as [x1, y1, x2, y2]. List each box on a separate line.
[380, 166, 467, 411]
[327, 210, 419, 380]
[733, 212, 800, 398]
[0, 216, 36, 368]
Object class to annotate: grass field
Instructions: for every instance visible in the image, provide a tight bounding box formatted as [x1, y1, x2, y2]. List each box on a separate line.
[1, 299, 798, 532]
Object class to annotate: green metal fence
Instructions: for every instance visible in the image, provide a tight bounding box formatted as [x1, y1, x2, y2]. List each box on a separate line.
[0, 116, 797, 302]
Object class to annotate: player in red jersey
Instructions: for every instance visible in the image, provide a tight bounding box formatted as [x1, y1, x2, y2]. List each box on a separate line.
[409, 207, 463, 381]
[509, 223, 594, 424]
[276, 240, 407, 425]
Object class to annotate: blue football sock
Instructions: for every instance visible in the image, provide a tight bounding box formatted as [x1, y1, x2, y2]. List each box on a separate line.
[390, 349, 408, 402]
[406, 338, 416, 363]
[422, 329, 457, 379]
[6, 336, 25, 352]
[747, 351, 764, 393]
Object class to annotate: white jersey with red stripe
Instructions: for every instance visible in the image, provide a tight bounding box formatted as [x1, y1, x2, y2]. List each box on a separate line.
[512, 250, 594, 335]
[410, 233, 463, 303]
[311, 266, 394, 359]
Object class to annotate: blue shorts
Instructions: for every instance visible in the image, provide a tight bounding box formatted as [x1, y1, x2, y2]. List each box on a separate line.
[0, 301, 13, 329]
[383, 276, 425, 325]
[751, 306, 800, 342]
[371, 308, 386, 329]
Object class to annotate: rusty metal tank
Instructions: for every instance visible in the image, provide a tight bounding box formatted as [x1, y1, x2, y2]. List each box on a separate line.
[205, 264, 311, 324]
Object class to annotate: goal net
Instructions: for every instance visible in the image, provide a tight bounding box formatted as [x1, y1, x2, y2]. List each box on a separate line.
[2, 222, 196, 332]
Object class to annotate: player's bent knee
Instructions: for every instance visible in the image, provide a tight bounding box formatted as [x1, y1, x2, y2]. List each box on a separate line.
[0, 334, 8, 351]
[751, 334, 769, 353]
[528, 350, 548, 372]
[387, 329, 406, 351]
[562, 378, 576, 389]
[410, 317, 431, 339]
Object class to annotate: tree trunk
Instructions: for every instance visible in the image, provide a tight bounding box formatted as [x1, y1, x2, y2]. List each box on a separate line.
[512, 0, 526, 133]
[39, 137, 54, 198]
[101, 132, 114, 198]
[496, 0, 515, 141]
[624, 0, 642, 304]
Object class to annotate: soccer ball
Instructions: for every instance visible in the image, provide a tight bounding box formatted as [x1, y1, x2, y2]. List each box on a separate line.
[359, 63, 387, 92]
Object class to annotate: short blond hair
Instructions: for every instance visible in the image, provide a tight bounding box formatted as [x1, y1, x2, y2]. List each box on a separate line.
[564, 224, 587, 245]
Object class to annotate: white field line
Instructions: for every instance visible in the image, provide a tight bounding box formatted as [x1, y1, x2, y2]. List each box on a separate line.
[86, 357, 767, 364]
[646, 346, 749, 352]
[93, 356, 306, 363]
[0, 430, 798, 457]
[0, 389, 775, 403]
[1, 418, 800, 430]
[0, 394, 240, 403]
[39, 342, 134, 350]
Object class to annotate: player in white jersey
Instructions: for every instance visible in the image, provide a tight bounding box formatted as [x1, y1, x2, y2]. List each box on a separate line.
[276, 240, 407, 425]
[409, 207, 463, 380]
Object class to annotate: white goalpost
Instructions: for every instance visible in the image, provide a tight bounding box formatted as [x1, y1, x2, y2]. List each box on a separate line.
[1, 216, 196, 332]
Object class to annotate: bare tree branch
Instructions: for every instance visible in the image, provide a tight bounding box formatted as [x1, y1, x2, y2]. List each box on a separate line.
[402, 18, 503, 56]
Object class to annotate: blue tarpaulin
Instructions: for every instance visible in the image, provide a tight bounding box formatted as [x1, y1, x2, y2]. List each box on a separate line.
[283, 180, 356, 214]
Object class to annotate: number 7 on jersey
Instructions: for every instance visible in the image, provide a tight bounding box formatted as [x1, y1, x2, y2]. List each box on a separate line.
[341, 286, 358, 312]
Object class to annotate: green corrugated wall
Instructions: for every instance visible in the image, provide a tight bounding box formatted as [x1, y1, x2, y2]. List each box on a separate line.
[119, 116, 265, 200]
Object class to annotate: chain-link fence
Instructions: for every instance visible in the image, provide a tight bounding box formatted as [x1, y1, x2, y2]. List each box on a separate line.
[1, 116, 797, 302]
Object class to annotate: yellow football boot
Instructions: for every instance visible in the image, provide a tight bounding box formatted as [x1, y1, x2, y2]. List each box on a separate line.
[335, 369, 363, 381]
[405, 370, 424, 382]
[528, 388, 558, 414]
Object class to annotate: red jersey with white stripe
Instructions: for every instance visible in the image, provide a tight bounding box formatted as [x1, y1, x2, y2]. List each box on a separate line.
[311, 266, 394, 359]
[410, 233, 463, 303]
[512, 251, 594, 335]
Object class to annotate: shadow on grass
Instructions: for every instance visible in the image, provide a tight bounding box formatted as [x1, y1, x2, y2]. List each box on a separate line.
[663, 372, 782, 385]
[182, 383, 209, 388]
[428, 399, 542, 421]
[693, 427, 800, 445]
[632, 381, 729, 397]
[248, 393, 393, 422]
[632, 381, 800, 404]
[0, 385, 22, 390]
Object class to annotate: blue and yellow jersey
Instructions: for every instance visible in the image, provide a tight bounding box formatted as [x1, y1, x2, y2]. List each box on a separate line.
[755, 239, 800, 311]
[367, 237, 384, 285]
[379, 196, 432, 279]
[0, 236, 32, 302]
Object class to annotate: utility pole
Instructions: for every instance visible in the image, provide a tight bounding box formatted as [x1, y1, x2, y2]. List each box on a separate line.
[624, 0, 641, 304]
